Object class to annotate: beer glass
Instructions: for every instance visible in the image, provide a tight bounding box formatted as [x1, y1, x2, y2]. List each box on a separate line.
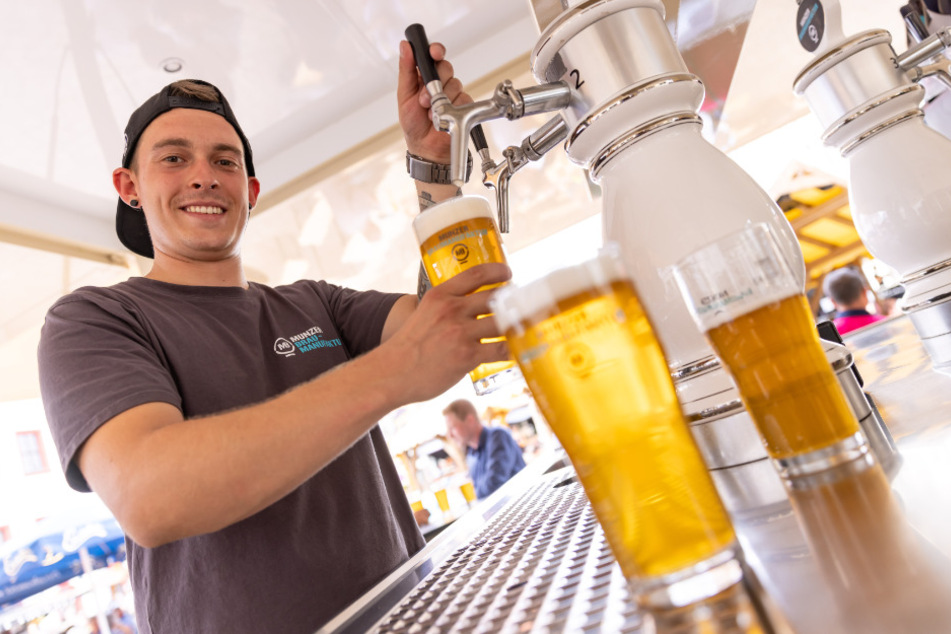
[413, 196, 519, 394]
[459, 480, 477, 505]
[490, 248, 739, 607]
[673, 224, 867, 477]
[434, 488, 451, 513]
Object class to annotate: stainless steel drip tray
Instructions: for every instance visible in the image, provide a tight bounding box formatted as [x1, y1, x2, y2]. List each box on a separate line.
[317, 453, 647, 633]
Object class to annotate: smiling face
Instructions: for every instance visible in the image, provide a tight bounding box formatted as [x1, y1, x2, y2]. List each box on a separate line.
[118, 108, 260, 265]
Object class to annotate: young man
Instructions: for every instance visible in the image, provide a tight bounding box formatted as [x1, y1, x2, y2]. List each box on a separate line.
[823, 267, 886, 335]
[37, 42, 510, 634]
[443, 399, 526, 500]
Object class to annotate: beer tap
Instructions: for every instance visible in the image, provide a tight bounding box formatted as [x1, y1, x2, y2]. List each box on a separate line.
[793, 0, 951, 372]
[409, 0, 811, 483]
[478, 115, 569, 232]
[896, 27, 951, 89]
[405, 24, 571, 232]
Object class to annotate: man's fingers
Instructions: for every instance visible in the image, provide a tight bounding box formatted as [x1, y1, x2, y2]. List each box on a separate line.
[443, 78, 473, 106]
[437, 263, 512, 297]
[435, 59, 455, 85]
[429, 42, 447, 62]
[397, 41, 422, 103]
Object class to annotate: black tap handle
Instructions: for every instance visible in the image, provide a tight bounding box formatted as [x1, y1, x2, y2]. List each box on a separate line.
[471, 125, 488, 153]
[406, 23, 489, 163]
[405, 24, 440, 85]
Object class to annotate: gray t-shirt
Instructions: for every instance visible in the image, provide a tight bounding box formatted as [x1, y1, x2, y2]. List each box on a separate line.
[38, 277, 425, 633]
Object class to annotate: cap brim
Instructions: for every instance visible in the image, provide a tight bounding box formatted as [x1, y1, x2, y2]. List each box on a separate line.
[116, 199, 154, 258]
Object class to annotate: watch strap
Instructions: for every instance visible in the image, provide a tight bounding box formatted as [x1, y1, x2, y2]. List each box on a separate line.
[406, 151, 473, 184]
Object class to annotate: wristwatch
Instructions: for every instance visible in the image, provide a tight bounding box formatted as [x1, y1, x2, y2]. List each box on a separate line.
[406, 151, 473, 184]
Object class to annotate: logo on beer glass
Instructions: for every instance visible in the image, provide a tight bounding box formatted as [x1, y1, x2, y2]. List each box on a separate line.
[452, 243, 470, 264]
[563, 342, 595, 376]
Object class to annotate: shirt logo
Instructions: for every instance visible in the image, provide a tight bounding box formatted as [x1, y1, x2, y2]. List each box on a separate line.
[274, 325, 342, 358]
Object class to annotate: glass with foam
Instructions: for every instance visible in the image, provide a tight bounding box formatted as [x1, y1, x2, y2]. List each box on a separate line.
[413, 196, 520, 394]
[490, 248, 739, 607]
[673, 224, 867, 477]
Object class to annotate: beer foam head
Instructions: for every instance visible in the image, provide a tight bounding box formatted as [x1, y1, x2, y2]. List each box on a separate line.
[412, 196, 495, 244]
[491, 245, 629, 334]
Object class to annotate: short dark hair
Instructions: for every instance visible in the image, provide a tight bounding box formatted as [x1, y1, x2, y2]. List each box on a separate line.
[823, 268, 867, 305]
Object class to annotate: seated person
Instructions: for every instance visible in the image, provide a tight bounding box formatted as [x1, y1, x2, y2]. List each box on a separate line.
[443, 399, 526, 499]
[823, 267, 887, 335]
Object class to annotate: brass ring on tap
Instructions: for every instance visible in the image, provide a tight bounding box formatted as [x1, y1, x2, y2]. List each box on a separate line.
[839, 109, 924, 156]
[589, 111, 701, 180]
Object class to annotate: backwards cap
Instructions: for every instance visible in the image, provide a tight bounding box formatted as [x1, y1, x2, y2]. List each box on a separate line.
[116, 79, 255, 258]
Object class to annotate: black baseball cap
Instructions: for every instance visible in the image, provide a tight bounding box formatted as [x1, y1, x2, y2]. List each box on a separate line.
[116, 79, 255, 258]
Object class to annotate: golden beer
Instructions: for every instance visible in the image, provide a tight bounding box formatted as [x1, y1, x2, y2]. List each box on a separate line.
[434, 488, 450, 513]
[413, 197, 518, 393]
[708, 295, 860, 459]
[460, 481, 476, 504]
[418, 214, 506, 288]
[496, 273, 735, 582]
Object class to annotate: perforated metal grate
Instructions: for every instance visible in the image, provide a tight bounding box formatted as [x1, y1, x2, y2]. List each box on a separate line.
[369, 476, 644, 633]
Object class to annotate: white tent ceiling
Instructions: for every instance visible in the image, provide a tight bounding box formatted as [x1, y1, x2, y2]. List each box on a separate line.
[0, 0, 904, 401]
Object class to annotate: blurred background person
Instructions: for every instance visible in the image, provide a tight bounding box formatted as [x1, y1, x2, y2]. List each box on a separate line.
[823, 267, 887, 335]
[444, 399, 526, 499]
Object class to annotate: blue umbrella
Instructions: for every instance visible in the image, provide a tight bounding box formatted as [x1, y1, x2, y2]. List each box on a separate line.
[0, 510, 126, 608]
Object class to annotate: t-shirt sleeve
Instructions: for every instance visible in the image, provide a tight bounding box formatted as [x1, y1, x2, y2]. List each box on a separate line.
[38, 292, 182, 492]
[316, 282, 405, 356]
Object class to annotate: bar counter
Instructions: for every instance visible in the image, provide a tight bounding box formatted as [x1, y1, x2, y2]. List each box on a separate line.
[319, 315, 951, 633]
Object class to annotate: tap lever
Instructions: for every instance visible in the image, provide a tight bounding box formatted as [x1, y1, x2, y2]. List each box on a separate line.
[471, 125, 488, 153]
[405, 23, 489, 182]
[471, 124, 492, 183]
[405, 24, 440, 88]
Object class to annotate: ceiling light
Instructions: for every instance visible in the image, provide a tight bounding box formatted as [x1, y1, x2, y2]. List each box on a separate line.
[161, 58, 184, 73]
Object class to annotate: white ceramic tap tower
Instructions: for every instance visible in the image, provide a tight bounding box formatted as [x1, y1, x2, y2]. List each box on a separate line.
[794, 0, 951, 369]
[528, 0, 806, 469]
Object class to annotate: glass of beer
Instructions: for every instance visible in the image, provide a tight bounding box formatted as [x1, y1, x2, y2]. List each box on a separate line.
[413, 196, 520, 394]
[459, 480, 477, 505]
[434, 488, 451, 513]
[490, 247, 739, 607]
[673, 223, 867, 478]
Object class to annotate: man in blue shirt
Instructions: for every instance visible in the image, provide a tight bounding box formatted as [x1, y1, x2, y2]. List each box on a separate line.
[443, 399, 526, 499]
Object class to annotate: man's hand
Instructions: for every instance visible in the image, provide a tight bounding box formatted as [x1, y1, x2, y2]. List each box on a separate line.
[382, 262, 512, 403]
[413, 507, 431, 526]
[397, 40, 472, 163]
